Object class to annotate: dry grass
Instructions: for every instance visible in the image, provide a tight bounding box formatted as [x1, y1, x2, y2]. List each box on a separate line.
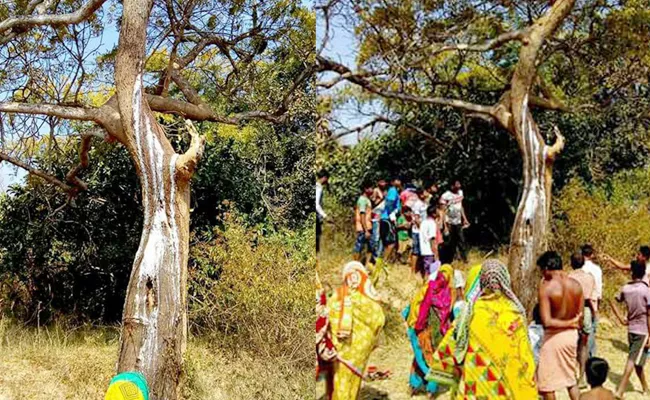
[0, 319, 312, 400]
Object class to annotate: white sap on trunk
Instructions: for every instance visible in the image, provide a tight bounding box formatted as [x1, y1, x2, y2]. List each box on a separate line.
[130, 74, 182, 373]
[517, 94, 547, 272]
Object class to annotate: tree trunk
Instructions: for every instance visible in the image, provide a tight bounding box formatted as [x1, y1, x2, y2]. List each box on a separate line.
[507, 97, 552, 314]
[112, 1, 198, 397]
[116, 103, 190, 399]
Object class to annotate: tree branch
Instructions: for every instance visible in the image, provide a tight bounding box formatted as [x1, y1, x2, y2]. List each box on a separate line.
[546, 125, 565, 161]
[175, 120, 205, 180]
[0, 0, 107, 37]
[430, 29, 527, 56]
[0, 101, 124, 142]
[0, 151, 72, 192]
[64, 132, 97, 191]
[317, 55, 496, 117]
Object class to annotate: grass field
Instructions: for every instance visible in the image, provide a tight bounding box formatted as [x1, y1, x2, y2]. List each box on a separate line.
[0, 319, 312, 400]
[316, 221, 648, 400]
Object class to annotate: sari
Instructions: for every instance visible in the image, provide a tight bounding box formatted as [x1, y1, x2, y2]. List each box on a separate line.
[402, 264, 454, 394]
[326, 261, 385, 400]
[427, 260, 537, 399]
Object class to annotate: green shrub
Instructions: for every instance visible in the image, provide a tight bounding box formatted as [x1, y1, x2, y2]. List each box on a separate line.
[188, 211, 314, 367]
[552, 168, 650, 300]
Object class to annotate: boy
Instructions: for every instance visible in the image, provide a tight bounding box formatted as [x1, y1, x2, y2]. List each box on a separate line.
[580, 357, 614, 399]
[353, 183, 373, 262]
[528, 304, 544, 367]
[611, 260, 650, 398]
[418, 205, 439, 278]
[396, 206, 412, 264]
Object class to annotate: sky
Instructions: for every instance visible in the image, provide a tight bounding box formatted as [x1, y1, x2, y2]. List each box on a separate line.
[316, 6, 386, 146]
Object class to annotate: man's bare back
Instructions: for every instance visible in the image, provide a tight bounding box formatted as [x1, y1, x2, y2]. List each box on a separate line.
[540, 272, 583, 330]
[580, 387, 615, 400]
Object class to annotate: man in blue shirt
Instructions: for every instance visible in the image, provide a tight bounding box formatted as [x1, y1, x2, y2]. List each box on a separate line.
[379, 177, 402, 261]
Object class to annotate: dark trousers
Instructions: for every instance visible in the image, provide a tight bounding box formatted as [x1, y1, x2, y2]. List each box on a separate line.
[447, 224, 467, 262]
[316, 216, 323, 253]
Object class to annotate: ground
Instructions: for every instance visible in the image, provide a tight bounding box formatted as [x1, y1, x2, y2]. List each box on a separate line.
[316, 223, 648, 399]
[0, 319, 311, 400]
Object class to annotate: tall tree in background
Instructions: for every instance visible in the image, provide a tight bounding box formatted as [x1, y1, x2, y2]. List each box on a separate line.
[317, 0, 650, 312]
[0, 0, 313, 397]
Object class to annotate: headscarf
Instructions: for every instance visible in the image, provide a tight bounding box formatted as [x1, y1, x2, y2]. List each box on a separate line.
[105, 372, 149, 400]
[425, 264, 454, 335]
[453, 259, 525, 362]
[336, 261, 380, 339]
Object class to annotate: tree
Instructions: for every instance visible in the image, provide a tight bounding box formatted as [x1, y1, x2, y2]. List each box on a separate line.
[0, 0, 313, 398]
[316, 0, 650, 312]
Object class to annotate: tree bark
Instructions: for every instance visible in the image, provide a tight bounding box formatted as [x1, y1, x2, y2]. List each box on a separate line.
[113, 1, 198, 398]
[507, 99, 551, 314]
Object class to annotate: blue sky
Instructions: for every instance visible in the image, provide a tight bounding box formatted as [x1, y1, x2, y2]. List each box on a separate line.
[317, 7, 385, 146]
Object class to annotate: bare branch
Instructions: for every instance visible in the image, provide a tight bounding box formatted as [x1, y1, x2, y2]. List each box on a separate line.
[546, 125, 565, 161]
[0, 101, 124, 142]
[317, 56, 496, 116]
[176, 120, 205, 180]
[0, 0, 107, 37]
[65, 132, 97, 191]
[0, 151, 72, 192]
[431, 30, 526, 56]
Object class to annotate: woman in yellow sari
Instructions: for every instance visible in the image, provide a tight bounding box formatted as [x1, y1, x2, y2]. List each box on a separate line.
[427, 259, 537, 399]
[326, 261, 385, 400]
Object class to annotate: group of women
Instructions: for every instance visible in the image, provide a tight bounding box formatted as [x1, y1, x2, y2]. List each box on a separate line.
[317, 258, 538, 399]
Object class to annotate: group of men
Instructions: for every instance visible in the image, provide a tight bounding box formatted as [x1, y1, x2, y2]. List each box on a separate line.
[533, 245, 650, 399]
[352, 177, 470, 273]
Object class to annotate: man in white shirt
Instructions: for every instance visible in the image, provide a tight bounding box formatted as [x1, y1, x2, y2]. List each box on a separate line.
[409, 189, 428, 273]
[581, 244, 602, 358]
[419, 205, 439, 277]
[440, 180, 469, 263]
[315, 169, 329, 254]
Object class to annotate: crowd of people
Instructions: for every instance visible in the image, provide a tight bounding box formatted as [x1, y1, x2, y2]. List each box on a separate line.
[315, 171, 650, 400]
[350, 176, 470, 274]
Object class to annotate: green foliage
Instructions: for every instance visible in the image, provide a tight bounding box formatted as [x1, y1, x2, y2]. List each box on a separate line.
[0, 120, 313, 324]
[188, 211, 313, 366]
[552, 168, 650, 300]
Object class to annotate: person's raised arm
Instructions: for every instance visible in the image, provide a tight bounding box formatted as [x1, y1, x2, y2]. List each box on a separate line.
[539, 283, 580, 329]
[603, 254, 630, 271]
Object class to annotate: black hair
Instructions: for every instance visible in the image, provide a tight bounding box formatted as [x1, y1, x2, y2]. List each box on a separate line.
[537, 251, 563, 271]
[640, 246, 650, 259]
[439, 246, 453, 265]
[581, 244, 594, 258]
[631, 260, 646, 280]
[451, 179, 461, 186]
[585, 357, 609, 388]
[415, 188, 425, 195]
[426, 204, 437, 217]
[317, 169, 329, 179]
[570, 252, 585, 270]
[402, 205, 412, 214]
[362, 181, 373, 190]
[532, 304, 542, 325]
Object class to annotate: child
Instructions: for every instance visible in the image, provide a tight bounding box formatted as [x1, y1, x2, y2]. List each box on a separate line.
[396, 206, 412, 264]
[610, 260, 650, 398]
[528, 303, 544, 367]
[580, 357, 614, 399]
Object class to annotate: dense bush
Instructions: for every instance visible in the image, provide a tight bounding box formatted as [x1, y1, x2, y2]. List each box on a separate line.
[188, 212, 313, 366]
[0, 122, 313, 324]
[552, 168, 650, 299]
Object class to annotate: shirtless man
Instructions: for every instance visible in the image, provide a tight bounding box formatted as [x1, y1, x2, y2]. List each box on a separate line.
[536, 251, 583, 400]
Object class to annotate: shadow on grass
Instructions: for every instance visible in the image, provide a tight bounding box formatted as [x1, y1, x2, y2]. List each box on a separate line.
[609, 338, 628, 353]
[360, 386, 391, 399]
